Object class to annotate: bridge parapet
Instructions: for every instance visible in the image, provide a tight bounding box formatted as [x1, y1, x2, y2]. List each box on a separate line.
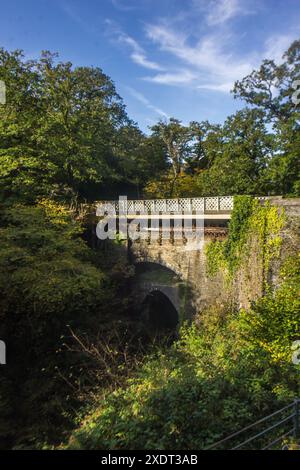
[98, 196, 233, 215]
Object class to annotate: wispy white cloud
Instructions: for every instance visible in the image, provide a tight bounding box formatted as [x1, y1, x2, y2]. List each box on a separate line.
[106, 3, 297, 96]
[111, 0, 136, 12]
[144, 14, 298, 93]
[191, 0, 255, 26]
[143, 70, 197, 85]
[126, 86, 169, 118]
[264, 34, 296, 64]
[145, 23, 254, 91]
[62, 3, 98, 35]
[119, 34, 164, 70]
[205, 0, 246, 26]
[197, 82, 233, 92]
[105, 19, 164, 71]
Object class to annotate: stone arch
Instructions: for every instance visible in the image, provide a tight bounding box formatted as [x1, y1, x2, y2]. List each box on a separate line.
[140, 288, 179, 332]
[134, 260, 183, 282]
[145, 284, 180, 314]
[131, 261, 183, 333]
[131, 248, 184, 279]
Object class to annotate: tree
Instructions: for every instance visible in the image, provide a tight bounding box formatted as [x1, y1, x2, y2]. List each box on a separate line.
[232, 40, 300, 195]
[263, 115, 300, 195]
[196, 109, 275, 195]
[186, 120, 223, 173]
[0, 199, 120, 447]
[150, 118, 191, 196]
[113, 128, 168, 198]
[0, 49, 147, 204]
[232, 40, 300, 123]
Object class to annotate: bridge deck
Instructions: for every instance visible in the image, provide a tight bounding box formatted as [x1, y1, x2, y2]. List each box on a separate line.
[126, 213, 231, 220]
[97, 196, 234, 217]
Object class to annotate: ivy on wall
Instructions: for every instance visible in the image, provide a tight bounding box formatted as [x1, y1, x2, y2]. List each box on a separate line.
[205, 196, 285, 284]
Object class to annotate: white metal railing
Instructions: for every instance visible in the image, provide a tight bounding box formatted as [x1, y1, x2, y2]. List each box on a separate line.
[97, 196, 233, 214]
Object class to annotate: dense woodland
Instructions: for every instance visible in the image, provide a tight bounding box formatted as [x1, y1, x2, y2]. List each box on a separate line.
[0, 40, 299, 449]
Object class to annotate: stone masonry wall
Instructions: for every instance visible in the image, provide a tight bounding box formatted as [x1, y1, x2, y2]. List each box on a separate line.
[130, 198, 300, 314]
[130, 237, 229, 314]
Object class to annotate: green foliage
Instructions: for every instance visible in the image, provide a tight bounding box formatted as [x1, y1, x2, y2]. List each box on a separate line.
[0, 200, 107, 316]
[0, 200, 114, 448]
[233, 40, 300, 123]
[264, 115, 300, 195]
[64, 298, 300, 450]
[0, 40, 299, 451]
[144, 171, 201, 199]
[63, 240, 300, 450]
[206, 196, 285, 280]
[204, 240, 227, 277]
[149, 118, 192, 197]
[240, 254, 300, 363]
[2, 44, 297, 204]
[145, 40, 300, 198]
[0, 48, 166, 204]
[195, 109, 275, 196]
[232, 40, 300, 196]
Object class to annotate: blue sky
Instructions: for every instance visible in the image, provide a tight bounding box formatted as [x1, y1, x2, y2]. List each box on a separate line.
[1, 0, 299, 132]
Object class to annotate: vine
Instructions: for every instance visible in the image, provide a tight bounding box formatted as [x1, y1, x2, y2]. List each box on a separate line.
[205, 196, 285, 284]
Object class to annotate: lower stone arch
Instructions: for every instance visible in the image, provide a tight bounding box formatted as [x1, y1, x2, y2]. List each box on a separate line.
[131, 261, 191, 335]
[140, 288, 179, 333]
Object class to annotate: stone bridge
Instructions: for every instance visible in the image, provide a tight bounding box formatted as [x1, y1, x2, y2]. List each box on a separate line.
[95, 195, 300, 334]
[96, 196, 234, 328]
[95, 196, 235, 332]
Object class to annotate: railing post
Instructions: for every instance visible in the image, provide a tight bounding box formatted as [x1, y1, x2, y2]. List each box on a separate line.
[294, 399, 299, 438]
